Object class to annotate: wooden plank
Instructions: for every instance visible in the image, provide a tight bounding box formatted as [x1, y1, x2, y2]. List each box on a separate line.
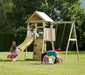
[44, 28, 55, 41]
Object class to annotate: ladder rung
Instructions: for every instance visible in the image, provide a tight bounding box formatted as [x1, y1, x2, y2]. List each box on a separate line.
[69, 39, 76, 41]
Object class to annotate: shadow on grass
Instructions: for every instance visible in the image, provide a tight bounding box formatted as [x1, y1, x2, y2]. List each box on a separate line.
[0, 59, 9, 62]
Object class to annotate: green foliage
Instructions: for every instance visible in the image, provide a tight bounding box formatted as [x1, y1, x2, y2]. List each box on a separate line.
[0, 0, 85, 50]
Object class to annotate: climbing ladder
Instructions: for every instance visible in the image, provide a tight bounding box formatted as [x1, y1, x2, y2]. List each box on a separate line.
[33, 39, 43, 60]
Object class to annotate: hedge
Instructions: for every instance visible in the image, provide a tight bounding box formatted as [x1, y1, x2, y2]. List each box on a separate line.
[0, 32, 33, 51]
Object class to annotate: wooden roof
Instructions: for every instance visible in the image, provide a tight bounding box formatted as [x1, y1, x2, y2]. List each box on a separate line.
[26, 11, 54, 23]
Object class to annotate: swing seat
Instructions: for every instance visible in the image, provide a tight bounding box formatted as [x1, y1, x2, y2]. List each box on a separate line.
[69, 39, 76, 41]
[53, 48, 61, 52]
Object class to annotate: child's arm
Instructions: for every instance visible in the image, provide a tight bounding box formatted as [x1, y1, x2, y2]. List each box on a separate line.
[10, 47, 12, 52]
[10, 45, 13, 51]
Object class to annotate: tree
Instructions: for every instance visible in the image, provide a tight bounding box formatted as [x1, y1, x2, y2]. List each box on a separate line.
[0, 0, 85, 50]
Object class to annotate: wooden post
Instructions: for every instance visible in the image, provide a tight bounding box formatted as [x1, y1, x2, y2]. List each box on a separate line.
[55, 24, 58, 40]
[42, 21, 45, 53]
[64, 22, 74, 61]
[25, 48, 27, 60]
[27, 23, 29, 38]
[35, 23, 37, 39]
[73, 24, 79, 61]
[44, 41, 46, 52]
[51, 23, 54, 50]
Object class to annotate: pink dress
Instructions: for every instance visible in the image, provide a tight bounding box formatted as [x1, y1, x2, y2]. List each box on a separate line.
[7, 53, 18, 59]
[7, 45, 18, 59]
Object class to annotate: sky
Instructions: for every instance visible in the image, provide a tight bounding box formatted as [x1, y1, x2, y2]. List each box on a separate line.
[80, 0, 85, 8]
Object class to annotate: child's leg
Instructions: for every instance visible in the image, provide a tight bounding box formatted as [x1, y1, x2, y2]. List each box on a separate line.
[13, 53, 18, 58]
[41, 52, 46, 63]
[7, 54, 12, 58]
[11, 53, 18, 59]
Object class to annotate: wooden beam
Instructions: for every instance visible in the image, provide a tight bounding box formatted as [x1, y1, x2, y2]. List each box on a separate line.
[52, 21, 73, 24]
[27, 21, 72, 24]
[28, 20, 44, 23]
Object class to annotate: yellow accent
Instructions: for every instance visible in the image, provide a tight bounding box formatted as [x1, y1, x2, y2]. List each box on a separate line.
[7, 37, 34, 61]
[40, 41, 42, 44]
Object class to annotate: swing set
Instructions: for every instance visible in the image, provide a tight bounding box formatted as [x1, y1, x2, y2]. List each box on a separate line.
[53, 21, 79, 61]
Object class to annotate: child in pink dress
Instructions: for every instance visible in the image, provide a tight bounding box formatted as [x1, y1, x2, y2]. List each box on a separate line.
[7, 41, 18, 59]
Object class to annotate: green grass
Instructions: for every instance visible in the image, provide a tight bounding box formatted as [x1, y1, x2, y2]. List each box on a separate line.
[0, 51, 85, 75]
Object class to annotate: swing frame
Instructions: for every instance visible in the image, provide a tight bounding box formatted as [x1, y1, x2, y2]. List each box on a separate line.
[51, 21, 79, 61]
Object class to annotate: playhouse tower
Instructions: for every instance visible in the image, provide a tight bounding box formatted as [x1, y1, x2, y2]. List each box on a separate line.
[26, 11, 55, 60]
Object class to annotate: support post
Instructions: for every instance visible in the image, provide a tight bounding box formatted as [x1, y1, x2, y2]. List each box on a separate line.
[64, 22, 79, 61]
[73, 24, 79, 61]
[42, 21, 45, 53]
[27, 23, 29, 38]
[64, 22, 74, 61]
[25, 48, 27, 60]
[51, 23, 54, 50]
[35, 23, 37, 39]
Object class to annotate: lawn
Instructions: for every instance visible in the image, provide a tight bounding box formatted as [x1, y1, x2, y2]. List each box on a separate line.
[0, 51, 85, 75]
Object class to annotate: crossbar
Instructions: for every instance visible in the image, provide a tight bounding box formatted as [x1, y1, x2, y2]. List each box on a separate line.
[52, 21, 73, 24]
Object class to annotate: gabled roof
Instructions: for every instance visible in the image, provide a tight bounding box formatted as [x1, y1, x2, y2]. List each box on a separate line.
[26, 11, 54, 23]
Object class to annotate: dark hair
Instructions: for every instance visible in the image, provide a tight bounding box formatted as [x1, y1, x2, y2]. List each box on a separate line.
[54, 57, 57, 64]
[31, 29, 34, 31]
[12, 46, 16, 51]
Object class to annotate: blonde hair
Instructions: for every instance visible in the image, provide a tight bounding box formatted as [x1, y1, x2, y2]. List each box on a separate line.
[12, 41, 16, 44]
